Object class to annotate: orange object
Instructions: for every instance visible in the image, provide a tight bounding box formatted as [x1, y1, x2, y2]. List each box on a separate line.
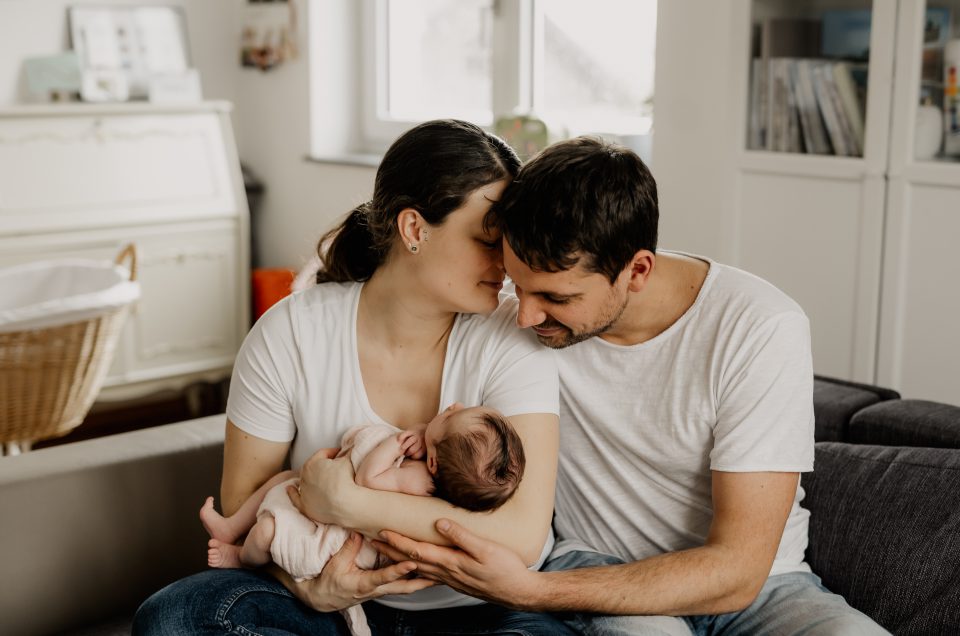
[252, 268, 296, 321]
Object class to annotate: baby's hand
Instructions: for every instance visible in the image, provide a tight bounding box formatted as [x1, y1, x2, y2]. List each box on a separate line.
[397, 429, 425, 459]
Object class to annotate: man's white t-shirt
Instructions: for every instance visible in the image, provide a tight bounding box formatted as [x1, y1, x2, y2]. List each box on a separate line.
[549, 252, 815, 577]
[226, 281, 559, 610]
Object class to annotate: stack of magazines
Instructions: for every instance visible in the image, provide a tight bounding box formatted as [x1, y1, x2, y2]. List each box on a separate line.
[748, 58, 865, 156]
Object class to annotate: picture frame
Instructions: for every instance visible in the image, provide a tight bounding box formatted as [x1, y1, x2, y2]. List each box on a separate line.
[68, 5, 192, 99]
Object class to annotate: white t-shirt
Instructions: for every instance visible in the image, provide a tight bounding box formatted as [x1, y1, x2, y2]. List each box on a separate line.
[549, 253, 815, 577]
[226, 281, 559, 609]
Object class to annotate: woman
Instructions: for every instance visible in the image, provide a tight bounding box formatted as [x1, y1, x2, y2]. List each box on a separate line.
[133, 120, 571, 635]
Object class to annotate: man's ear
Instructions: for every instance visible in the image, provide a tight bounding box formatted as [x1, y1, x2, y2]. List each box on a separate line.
[626, 250, 655, 292]
[396, 208, 428, 247]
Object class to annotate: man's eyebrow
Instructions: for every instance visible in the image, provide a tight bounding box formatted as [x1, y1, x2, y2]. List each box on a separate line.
[534, 290, 582, 300]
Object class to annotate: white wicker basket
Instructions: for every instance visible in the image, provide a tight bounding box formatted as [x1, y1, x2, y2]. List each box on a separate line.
[0, 245, 140, 453]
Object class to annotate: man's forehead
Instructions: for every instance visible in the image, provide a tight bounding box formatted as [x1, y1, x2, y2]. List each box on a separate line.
[503, 243, 595, 291]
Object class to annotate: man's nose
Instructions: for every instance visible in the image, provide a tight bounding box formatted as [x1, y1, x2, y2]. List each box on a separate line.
[516, 296, 546, 329]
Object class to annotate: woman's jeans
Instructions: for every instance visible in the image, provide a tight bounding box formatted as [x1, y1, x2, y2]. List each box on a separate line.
[132, 568, 574, 636]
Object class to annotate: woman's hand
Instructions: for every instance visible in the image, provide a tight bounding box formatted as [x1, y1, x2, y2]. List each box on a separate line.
[282, 532, 435, 612]
[373, 519, 541, 610]
[291, 450, 363, 526]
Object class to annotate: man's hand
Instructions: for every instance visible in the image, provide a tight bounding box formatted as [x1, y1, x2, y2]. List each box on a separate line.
[288, 449, 361, 526]
[283, 532, 435, 612]
[374, 519, 541, 611]
[397, 430, 425, 459]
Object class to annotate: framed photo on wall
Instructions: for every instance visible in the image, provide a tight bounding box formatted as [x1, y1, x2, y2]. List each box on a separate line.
[68, 6, 191, 99]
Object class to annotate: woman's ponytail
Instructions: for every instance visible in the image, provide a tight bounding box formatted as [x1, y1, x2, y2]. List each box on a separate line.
[310, 119, 520, 286]
[314, 202, 383, 284]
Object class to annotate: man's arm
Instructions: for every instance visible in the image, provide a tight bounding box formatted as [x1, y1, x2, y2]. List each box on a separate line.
[375, 469, 798, 615]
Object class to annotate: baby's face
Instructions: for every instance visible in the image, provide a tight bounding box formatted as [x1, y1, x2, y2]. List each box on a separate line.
[424, 404, 493, 475]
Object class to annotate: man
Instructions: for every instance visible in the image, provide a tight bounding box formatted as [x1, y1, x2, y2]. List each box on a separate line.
[376, 137, 888, 635]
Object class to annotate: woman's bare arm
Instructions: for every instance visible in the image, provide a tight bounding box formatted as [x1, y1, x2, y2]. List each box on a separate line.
[221, 419, 291, 515]
[294, 413, 559, 565]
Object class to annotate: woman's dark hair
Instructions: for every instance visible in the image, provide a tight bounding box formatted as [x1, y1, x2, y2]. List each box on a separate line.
[315, 119, 521, 284]
[492, 136, 658, 283]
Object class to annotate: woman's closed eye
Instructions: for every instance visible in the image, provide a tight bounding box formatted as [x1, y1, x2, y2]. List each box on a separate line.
[476, 238, 500, 250]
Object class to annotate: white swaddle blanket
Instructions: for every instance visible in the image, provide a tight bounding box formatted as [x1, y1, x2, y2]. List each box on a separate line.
[257, 424, 402, 636]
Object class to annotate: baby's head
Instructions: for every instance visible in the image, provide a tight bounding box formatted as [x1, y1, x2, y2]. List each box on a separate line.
[424, 405, 525, 512]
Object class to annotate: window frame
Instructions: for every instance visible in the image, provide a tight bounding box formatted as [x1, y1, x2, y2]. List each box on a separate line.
[358, 0, 653, 154]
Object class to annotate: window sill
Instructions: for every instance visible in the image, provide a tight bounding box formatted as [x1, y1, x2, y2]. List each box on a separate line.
[305, 152, 382, 168]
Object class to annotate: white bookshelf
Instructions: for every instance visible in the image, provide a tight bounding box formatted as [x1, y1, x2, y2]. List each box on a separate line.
[718, 0, 960, 404]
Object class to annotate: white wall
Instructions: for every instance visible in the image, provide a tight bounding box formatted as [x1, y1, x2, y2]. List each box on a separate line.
[233, 0, 375, 270]
[651, 1, 737, 261]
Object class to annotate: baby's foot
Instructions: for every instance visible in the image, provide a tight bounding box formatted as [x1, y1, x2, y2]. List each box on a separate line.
[200, 496, 238, 542]
[207, 538, 244, 569]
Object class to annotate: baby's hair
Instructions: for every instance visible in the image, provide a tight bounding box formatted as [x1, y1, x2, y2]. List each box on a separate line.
[433, 411, 526, 512]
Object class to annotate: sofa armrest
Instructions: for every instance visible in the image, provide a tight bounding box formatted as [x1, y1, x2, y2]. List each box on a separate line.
[804, 442, 960, 635]
[0, 416, 225, 635]
[812, 375, 899, 442]
[848, 399, 960, 449]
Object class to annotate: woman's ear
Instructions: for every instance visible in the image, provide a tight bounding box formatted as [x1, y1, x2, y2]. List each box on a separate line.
[626, 250, 655, 292]
[397, 208, 428, 252]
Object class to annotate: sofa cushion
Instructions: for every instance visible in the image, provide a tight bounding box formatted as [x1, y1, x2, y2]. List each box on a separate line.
[848, 399, 960, 449]
[804, 442, 960, 635]
[812, 375, 900, 442]
[0, 416, 225, 635]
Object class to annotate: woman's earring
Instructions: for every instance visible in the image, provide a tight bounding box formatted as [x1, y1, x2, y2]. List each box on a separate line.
[409, 243, 419, 253]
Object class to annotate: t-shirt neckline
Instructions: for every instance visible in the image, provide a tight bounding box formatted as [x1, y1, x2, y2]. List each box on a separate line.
[349, 282, 460, 428]
[588, 250, 718, 352]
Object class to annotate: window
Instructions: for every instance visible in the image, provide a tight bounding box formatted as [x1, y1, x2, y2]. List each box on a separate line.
[361, 0, 657, 152]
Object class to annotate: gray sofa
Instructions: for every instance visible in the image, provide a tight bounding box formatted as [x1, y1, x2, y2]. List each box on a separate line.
[804, 376, 960, 634]
[1, 381, 958, 635]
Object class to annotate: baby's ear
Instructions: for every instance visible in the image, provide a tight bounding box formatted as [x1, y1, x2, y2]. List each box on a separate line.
[428, 455, 438, 475]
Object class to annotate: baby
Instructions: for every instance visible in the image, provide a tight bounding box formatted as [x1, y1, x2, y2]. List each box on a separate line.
[199, 403, 525, 636]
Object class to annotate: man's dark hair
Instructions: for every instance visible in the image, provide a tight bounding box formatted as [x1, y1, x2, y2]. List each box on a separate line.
[434, 411, 525, 512]
[490, 136, 658, 282]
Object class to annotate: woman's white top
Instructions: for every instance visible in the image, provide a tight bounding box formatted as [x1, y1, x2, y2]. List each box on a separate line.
[227, 281, 559, 610]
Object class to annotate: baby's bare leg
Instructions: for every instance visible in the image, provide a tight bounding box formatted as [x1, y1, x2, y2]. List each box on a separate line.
[200, 470, 296, 543]
[208, 514, 276, 569]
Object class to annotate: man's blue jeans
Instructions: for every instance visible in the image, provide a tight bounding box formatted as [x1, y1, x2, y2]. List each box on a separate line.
[132, 568, 575, 635]
[543, 549, 891, 636]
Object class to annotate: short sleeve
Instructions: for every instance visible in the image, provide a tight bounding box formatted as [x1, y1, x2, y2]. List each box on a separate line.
[480, 304, 559, 417]
[710, 311, 815, 472]
[225, 299, 299, 442]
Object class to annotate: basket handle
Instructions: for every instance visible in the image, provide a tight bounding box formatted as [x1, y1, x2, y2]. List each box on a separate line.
[115, 243, 138, 282]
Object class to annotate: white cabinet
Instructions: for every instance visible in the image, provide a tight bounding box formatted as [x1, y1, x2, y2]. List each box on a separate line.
[664, 0, 960, 403]
[0, 102, 250, 401]
[878, 0, 960, 403]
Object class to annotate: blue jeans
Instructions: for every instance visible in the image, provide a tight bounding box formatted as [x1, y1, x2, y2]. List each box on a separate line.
[543, 550, 891, 636]
[133, 568, 575, 636]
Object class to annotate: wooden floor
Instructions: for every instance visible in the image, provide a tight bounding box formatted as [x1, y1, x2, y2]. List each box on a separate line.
[34, 379, 230, 450]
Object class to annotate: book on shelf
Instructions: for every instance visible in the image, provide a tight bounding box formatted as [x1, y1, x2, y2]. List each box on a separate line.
[792, 60, 831, 155]
[748, 58, 865, 157]
[832, 63, 865, 153]
[812, 62, 856, 156]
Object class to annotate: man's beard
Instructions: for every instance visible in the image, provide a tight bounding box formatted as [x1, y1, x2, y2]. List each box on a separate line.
[535, 292, 629, 349]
